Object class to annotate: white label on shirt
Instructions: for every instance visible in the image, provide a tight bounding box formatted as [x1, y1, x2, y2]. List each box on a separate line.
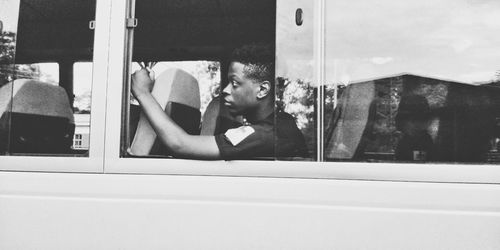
[224, 126, 255, 146]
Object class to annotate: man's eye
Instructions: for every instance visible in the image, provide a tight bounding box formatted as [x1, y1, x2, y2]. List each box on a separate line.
[231, 81, 238, 87]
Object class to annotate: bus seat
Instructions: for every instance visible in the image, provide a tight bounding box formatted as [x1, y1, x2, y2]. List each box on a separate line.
[0, 79, 75, 154]
[200, 97, 220, 135]
[200, 96, 243, 135]
[130, 68, 201, 156]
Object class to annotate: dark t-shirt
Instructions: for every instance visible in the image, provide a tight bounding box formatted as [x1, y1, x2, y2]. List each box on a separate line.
[215, 112, 309, 160]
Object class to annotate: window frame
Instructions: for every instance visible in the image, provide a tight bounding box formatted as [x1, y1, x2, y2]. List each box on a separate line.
[100, 0, 500, 184]
[0, 0, 112, 173]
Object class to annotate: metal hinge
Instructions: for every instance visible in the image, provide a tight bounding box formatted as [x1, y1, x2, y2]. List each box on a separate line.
[126, 18, 138, 28]
[89, 20, 96, 30]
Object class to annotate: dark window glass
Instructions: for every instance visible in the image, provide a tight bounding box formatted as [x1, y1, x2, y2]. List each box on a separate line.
[0, 0, 96, 156]
[324, 0, 500, 163]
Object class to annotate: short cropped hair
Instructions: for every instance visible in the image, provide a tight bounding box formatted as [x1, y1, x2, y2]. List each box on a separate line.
[230, 44, 274, 84]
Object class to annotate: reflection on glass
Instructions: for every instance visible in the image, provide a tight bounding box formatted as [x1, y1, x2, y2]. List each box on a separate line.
[276, 0, 317, 160]
[324, 0, 500, 163]
[0, 0, 21, 154]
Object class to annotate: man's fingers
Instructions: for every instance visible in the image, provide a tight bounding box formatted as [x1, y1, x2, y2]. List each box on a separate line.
[149, 70, 155, 81]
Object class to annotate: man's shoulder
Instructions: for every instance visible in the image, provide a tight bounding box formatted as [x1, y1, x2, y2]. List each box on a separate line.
[276, 111, 295, 121]
[275, 111, 301, 131]
[275, 111, 309, 157]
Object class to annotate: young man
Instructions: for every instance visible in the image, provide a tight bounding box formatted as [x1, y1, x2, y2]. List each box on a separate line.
[131, 44, 308, 160]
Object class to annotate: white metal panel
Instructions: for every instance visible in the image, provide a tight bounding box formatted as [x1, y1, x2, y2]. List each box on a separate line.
[1, 171, 499, 249]
[103, 0, 128, 173]
[105, 158, 500, 184]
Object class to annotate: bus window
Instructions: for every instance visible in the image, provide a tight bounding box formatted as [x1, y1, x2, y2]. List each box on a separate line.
[0, 0, 96, 156]
[324, 0, 500, 164]
[122, 0, 313, 161]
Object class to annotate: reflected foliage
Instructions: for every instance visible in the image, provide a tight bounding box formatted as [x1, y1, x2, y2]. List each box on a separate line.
[276, 77, 316, 156]
[276, 77, 347, 157]
[1, 31, 49, 87]
[0, 31, 16, 86]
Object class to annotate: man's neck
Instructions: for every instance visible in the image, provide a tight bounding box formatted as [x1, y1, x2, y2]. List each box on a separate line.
[246, 102, 274, 123]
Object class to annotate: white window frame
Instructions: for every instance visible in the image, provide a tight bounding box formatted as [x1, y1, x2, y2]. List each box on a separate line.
[101, 0, 500, 184]
[0, 0, 112, 173]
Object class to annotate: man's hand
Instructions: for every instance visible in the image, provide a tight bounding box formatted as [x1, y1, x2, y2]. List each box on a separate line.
[131, 68, 154, 98]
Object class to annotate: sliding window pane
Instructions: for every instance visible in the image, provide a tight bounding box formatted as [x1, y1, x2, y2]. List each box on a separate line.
[324, 0, 500, 163]
[123, 0, 319, 161]
[0, 0, 96, 156]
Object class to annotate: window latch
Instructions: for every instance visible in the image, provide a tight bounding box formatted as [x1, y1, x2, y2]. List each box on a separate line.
[126, 18, 138, 29]
[295, 8, 303, 26]
[89, 20, 96, 30]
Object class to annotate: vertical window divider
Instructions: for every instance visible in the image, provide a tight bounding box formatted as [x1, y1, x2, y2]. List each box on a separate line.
[88, 0, 112, 169]
[103, 0, 131, 172]
[122, 0, 136, 155]
[314, 0, 326, 162]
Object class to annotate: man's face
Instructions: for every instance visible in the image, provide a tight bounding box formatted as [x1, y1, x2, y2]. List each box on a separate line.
[222, 62, 260, 116]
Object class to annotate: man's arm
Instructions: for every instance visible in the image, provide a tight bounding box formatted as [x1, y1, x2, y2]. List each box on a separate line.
[131, 69, 221, 160]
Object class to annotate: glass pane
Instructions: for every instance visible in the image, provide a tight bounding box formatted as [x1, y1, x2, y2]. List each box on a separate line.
[0, 0, 96, 156]
[276, 0, 317, 160]
[324, 0, 500, 163]
[124, 0, 315, 160]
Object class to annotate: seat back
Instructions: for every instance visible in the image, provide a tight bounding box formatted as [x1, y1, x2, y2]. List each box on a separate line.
[0, 79, 75, 154]
[200, 96, 243, 135]
[130, 68, 201, 156]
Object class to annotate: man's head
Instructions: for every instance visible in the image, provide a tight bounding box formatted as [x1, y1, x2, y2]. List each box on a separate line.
[222, 44, 274, 117]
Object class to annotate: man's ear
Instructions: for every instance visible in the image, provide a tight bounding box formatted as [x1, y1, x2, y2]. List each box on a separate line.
[256, 81, 271, 99]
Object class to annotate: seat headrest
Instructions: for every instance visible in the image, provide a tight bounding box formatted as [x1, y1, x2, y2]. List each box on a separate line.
[130, 68, 201, 155]
[200, 96, 243, 135]
[200, 97, 221, 135]
[0, 79, 74, 123]
[155, 68, 200, 109]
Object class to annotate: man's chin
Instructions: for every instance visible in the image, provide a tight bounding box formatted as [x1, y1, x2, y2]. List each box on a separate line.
[227, 108, 246, 118]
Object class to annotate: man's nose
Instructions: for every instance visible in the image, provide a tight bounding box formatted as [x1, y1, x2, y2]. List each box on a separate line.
[222, 83, 231, 95]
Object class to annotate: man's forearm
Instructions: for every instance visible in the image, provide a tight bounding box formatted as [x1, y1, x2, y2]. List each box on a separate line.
[134, 91, 221, 159]
[134, 91, 189, 153]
